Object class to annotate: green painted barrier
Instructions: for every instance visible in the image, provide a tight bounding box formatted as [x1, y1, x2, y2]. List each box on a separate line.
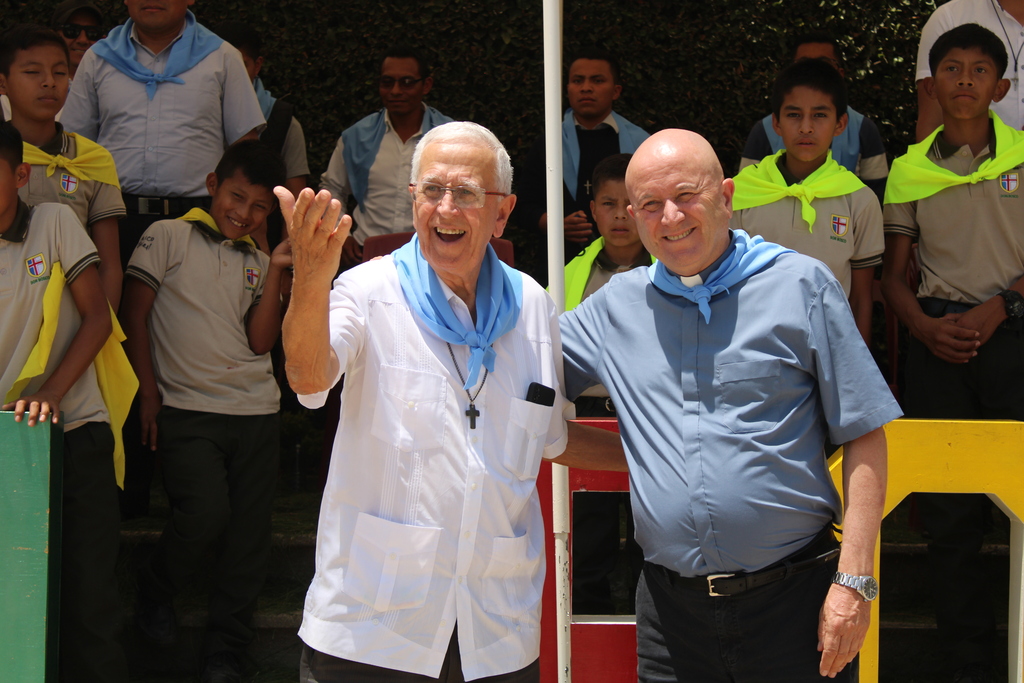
[0, 412, 62, 682]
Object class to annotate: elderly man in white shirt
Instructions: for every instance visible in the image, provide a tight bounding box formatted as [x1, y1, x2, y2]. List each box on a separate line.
[279, 121, 620, 682]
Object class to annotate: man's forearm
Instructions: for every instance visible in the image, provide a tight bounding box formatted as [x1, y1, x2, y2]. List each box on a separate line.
[837, 426, 887, 575]
[282, 278, 338, 395]
[549, 420, 629, 472]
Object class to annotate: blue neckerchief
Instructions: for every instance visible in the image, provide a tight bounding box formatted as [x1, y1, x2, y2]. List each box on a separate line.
[762, 107, 864, 173]
[253, 77, 276, 120]
[341, 106, 453, 207]
[647, 230, 793, 323]
[562, 109, 649, 200]
[91, 11, 223, 100]
[393, 235, 523, 390]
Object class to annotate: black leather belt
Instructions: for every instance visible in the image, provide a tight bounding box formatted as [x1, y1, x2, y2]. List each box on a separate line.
[661, 528, 840, 597]
[122, 193, 211, 216]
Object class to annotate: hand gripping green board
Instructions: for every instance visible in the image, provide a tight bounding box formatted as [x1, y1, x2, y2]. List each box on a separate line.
[0, 413, 62, 682]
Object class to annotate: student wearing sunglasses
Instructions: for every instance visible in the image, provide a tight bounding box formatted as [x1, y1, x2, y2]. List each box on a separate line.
[51, 0, 105, 79]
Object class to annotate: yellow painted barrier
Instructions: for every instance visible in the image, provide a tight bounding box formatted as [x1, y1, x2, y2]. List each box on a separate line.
[829, 418, 1024, 682]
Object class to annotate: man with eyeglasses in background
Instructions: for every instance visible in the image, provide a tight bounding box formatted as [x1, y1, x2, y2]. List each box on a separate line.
[320, 44, 452, 269]
[737, 32, 889, 203]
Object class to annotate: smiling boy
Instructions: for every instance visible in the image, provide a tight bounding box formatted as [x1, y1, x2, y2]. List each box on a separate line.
[562, 153, 650, 615]
[731, 59, 883, 344]
[0, 25, 124, 305]
[121, 140, 289, 683]
[882, 23, 1024, 683]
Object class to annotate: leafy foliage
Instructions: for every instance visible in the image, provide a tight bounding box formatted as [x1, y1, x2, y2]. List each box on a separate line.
[6, 0, 937, 274]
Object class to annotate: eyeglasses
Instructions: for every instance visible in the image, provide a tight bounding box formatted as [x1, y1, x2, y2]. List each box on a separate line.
[379, 76, 425, 89]
[410, 182, 507, 209]
[60, 23, 103, 41]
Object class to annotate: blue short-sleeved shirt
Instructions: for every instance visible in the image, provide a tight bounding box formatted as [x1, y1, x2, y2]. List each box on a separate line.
[560, 246, 902, 577]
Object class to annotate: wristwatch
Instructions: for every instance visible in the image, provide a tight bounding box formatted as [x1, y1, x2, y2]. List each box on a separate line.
[832, 572, 879, 601]
[999, 290, 1024, 319]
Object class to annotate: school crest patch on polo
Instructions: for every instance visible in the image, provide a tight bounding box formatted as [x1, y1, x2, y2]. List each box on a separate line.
[60, 173, 79, 194]
[1001, 173, 1019, 193]
[830, 214, 849, 237]
[26, 254, 47, 277]
[245, 267, 261, 287]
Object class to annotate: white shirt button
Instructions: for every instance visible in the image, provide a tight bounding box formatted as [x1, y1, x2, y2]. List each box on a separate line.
[407, 401, 415, 408]
[458, 576, 464, 584]
[470, 483, 477, 490]
[439, 620, 446, 628]
[471, 436, 478, 444]
[146, 146, 154, 151]
[463, 531, 470, 539]
[390, 553, 397, 560]
[372, 618, 379, 625]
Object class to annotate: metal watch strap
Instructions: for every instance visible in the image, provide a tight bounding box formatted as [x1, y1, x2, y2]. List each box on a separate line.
[832, 571, 878, 601]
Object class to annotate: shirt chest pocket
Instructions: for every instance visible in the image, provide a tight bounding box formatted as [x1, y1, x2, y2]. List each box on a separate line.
[716, 359, 782, 434]
[342, 512, 443, 613]
[370, 364, 447, 452]
[503, 398, 552, 481]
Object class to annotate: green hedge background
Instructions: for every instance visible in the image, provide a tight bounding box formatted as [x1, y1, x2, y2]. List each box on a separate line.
[5, 0, 938, 274]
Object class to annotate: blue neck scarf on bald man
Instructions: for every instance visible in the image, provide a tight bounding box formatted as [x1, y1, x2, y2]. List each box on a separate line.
[648, 230, 793, 323]
[393, 234, 523, 390]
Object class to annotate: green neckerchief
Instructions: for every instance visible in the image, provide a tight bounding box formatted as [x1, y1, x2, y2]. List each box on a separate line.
[732, 150, 865, 231]
[178, 207, 257, 249]
[884, 111, 1024, 205]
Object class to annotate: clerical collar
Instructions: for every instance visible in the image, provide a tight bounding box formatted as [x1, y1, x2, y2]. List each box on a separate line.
[676, 232, 734, 287]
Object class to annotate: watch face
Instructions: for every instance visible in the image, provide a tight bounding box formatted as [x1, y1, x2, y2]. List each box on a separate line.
[861, 576, 879, 601]
[1011, 300, 1024, 318]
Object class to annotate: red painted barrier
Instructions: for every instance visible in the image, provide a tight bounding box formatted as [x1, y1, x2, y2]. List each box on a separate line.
[539, 419, 637, 682]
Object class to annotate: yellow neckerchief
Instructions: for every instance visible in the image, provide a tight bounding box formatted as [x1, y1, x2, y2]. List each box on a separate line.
[178, 207, 257, 249]
[22, 132, 121, 189]
[885, 111, 1024, 205]
[731, 150, 865, 231]
[563, 237, 654, 311]
[6, 262, 138, 488]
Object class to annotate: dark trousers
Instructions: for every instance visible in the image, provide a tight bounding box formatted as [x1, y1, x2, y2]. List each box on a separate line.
[60, 422, 128, 683]
[903, 321, 1024, 669]
[137, 407, 280, 657]
[299, 631, 539, 683]
[635, 540, 850, 682]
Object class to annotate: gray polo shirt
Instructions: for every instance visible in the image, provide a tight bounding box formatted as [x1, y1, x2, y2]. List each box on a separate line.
[0, 202, 107, 431]
[884, 130, 1024, 303]
[126, 219, 279, 415]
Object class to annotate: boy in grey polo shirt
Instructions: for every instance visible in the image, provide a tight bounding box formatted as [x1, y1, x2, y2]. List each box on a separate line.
[0, 121, 129, 682]
[121, 140, 289, 683]
[883, 24, 1024, 682]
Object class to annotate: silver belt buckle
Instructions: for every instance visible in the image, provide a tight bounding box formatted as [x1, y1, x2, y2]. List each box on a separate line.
[138, 197, 167, 215]
[706, 573, 733, 597]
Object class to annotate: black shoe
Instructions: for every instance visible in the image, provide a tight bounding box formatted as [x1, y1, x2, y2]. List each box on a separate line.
[134, 599, 177, 646]
[953, 663, 995, 683]
[201, 652, 243, 683]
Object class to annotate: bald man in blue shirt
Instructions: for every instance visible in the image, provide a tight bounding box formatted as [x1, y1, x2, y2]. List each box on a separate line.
[559, 129, 902, 682]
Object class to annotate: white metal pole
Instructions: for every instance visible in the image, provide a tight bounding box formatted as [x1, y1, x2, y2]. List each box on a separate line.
[541, 0, 571, 681]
